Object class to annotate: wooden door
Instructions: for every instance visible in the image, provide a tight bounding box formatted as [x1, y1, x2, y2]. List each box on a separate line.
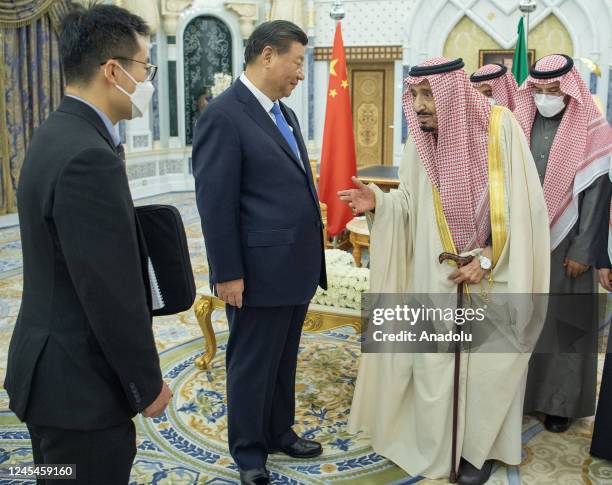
[347, 62, 395, 167]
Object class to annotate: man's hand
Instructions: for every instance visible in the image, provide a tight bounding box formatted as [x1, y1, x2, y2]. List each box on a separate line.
[598, 268, 612, 292]
[216, 278, 244, 308]
[563, 257, 589, 278]
[449, 258, 486, 285]
[143, 381, 173, 418]
[338, 176, 376, 215]
[448, 247, 492, 285]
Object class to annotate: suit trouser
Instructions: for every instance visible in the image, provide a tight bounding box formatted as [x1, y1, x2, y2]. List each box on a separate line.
[225, 303, 308, 469]
[591, 330, 612, 460]
[26, 420, 136, 485]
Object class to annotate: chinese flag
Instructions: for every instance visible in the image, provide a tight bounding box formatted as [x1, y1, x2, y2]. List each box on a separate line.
[318, 22, 357, 237]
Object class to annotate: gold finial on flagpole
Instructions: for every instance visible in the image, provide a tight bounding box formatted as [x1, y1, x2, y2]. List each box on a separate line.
[330, 0, 345, 21]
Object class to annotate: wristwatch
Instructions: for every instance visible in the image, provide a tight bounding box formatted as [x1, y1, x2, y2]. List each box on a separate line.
[478, 254, 492, 270]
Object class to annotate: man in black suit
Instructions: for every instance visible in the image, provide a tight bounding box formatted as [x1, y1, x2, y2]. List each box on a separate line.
[192, 20, 327, 485]
[4, 5, 171, 484]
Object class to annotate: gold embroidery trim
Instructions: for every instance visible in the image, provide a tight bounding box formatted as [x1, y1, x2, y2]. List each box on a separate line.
[488, 106, 508, 268]
[432, 185, 457, 255]
[433, 185, 471, 296]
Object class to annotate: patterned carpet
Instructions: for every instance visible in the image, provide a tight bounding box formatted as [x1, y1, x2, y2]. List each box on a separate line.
[0, 191, 610, 484]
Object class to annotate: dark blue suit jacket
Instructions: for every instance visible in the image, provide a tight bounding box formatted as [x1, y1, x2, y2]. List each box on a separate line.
[192, 79, 327, 307]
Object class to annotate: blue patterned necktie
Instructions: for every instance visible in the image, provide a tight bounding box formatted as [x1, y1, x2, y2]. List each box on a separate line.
[270, 103, 300, 160]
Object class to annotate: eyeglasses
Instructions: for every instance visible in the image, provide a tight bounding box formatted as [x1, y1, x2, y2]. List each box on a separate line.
[100, 57, 158, 81]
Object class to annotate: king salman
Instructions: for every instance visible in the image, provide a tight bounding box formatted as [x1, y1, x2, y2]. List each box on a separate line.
[338, 57, 550, 483]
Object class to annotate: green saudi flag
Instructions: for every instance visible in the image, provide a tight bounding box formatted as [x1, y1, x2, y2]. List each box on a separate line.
[512, 17, 529, 85]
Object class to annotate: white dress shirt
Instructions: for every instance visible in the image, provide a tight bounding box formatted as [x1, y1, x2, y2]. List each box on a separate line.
[239, 72, 302, 167]
[239, 72, 294, 133]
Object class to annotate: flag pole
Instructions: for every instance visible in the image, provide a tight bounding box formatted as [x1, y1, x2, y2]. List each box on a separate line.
[524, 13, 528, 53]
[519, 0, 537, 63]
[329, 0, 345, 248]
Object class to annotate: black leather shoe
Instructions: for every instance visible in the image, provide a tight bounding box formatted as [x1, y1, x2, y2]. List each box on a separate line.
[239, 467, 270, 485]
[457, 458, 494, 485]
[271, 437, 323, 458]
[544, 414, 571, 433]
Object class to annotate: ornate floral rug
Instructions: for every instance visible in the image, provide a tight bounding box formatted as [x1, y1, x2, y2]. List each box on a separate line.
[0, 192, 610, 484]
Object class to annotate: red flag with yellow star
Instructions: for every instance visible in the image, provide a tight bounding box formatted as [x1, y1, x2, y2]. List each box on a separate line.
[318, 22, 357, 237]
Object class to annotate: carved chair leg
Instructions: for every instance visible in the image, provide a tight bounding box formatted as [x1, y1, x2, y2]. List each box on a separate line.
[353, 244, 362, 268]
[194, 296, 217, 369]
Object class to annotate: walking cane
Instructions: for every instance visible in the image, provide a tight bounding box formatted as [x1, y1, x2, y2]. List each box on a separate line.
[438, 252, 474, 483]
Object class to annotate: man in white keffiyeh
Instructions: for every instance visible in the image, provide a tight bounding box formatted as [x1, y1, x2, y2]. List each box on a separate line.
[339, 57, 550, 483]
[514, 54, 612, 434]
[470, 63, 519, 110]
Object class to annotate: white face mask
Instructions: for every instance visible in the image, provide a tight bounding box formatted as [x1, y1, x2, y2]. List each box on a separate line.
[534, 93, 566, 118]
[113, 63, 155, 119]
[487, 97, 497, 106]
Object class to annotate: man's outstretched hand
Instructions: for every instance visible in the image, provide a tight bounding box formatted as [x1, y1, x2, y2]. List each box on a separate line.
[338, 176, 376, 215]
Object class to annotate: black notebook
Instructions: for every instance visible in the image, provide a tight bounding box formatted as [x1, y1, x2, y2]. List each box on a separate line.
[135, 204, 196, 316]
